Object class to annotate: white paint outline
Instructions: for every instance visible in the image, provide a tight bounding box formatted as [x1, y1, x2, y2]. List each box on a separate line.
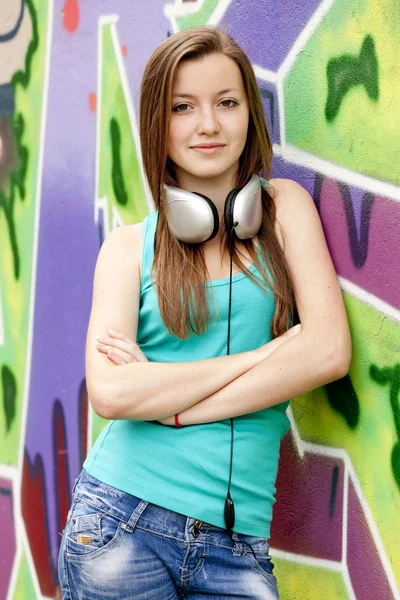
[89, 14, 155, 454]
[93, 14, 119, 240]
[339, 277, 400, 324]
[162, 0, 399, 596]
[109, 20, 153, 211]
[164, 0, 234, 33]
[6, 1, 55, 599]
[0, 464, 17, 483]
[272, 143, 400, 203]
[280, 406, 400, 599]
[93, 14, 154, 240]
[143, 1, 400, 596]
[164, 0, 206, 33]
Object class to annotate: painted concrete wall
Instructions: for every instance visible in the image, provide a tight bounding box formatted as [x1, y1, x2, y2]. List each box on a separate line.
[1, 0, 399, 598]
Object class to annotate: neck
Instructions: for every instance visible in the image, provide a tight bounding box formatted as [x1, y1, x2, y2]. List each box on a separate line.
[174, 166, 239, 217]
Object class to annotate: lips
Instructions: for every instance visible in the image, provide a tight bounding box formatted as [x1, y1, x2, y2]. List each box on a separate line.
[190, 144, 226, 154]
[191, 144, 225, 149]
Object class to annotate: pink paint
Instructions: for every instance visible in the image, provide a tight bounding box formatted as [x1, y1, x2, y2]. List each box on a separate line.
[63, 0, 80, 33]
[0, 479, 15, 600]
[319, 178, 400, 309]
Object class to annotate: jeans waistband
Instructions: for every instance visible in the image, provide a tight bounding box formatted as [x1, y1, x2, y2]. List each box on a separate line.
[75, 469, 270, 553]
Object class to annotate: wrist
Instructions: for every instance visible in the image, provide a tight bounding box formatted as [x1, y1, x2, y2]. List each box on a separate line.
[175, 413, 183, 427]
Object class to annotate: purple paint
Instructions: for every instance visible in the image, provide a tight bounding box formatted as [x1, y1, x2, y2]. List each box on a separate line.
[222, 0, 321, 71]
[347, 480, 395, 600]
[257, 79, 280, 145]
[349, 187, 365, 241]
[272, 433, 344, 561]
[319, 178, 400, 309]
[25, 0, 169, 576]
[19, 0, 398, 593]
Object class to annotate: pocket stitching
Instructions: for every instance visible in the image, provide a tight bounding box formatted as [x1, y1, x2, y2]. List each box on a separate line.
[66, 521, 124, 563]
[73, 493, 126, 524]
[246, 552, 277, 582]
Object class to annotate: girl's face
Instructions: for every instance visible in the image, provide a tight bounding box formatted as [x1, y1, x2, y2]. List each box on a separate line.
[167, 53, 250, 185]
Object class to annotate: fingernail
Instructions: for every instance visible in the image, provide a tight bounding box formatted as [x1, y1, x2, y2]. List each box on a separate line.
[96, 337, 106, 342]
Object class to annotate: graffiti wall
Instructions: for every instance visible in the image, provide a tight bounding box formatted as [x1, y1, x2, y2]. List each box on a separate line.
[0, 0, 399, 598]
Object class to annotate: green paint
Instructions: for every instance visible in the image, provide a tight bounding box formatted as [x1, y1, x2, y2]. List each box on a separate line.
[370, 363, 400, 488]
[284, 0, 400, 184]
[110, 117, 128, 205]
[92, 412, 110, 446]
[91, 23, 151, 443]
[325, 35, 378, 121]
[273, 556, 349, 599]
[13, 550, 37, 600]
[175, 0, 220, 31]
[0, 39, 33, 279]
[0, 0, 49, 464]
[1, 365, 16, 432]
[292, 292, 400, 580]
[98, 25, 149, 230]
[325, 374, 359, 428]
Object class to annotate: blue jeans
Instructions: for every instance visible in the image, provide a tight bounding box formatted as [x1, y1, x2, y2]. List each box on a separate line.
[58, 469, 279, 599]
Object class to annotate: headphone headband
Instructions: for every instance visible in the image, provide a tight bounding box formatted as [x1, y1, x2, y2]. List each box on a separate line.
[163, 174, 262, 244]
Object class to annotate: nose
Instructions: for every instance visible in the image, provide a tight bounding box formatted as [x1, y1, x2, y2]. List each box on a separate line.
[196, 107, 221, 135]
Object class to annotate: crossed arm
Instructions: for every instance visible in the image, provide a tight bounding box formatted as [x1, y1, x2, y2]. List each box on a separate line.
[86, 179, 351, 424]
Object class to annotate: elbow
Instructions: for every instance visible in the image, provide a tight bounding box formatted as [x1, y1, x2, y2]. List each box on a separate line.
[87, 383, 114, 420]
[326, 336, 352, 380]
[87, 381, 134, 421]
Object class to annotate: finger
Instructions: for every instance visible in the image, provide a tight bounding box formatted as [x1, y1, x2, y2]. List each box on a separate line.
[107, 349, 125, 365]
[97, 344, 138, 363]
[107, 352, 125, 365]
[108, 329, 132, 342]
[102, 333, 148, 362]
[97, 336, 134, 355]
[108, 329, 139, 350]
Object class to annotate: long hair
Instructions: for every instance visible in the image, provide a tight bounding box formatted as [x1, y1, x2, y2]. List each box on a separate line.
[139, 26, 296, 339]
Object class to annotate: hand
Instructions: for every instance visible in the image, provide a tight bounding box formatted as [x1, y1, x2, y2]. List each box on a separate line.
[254, 323, 302, 360]
[96, 329, 149, 365]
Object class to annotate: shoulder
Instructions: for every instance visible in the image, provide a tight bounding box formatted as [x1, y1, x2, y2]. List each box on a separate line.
[96, 221, 145, 276]
[268, 177, 313, 213]
[267, 178, 318, 241]
[102, 222, 142, 253]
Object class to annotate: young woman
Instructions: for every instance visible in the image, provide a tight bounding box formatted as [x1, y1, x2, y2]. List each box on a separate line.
[58, 26, 351, 599]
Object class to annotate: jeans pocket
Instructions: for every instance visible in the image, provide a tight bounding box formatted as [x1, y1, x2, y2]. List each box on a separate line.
[247, 549, 276, 582]
[66, 498, 124, 562]
[239, 534, 276, 583]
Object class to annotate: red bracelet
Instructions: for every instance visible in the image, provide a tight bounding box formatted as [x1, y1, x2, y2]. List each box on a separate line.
[175, 413, 183, 428]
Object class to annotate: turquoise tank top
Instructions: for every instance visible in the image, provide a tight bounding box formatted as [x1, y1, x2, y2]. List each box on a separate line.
[84, 182, 290, 537]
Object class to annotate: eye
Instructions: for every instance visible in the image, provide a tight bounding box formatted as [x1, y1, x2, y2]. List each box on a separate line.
[220, 99, 237, 108]
[172, 103, 191, 113]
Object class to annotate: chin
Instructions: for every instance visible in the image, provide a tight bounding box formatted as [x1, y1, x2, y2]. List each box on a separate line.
[181, 162, 238, 180]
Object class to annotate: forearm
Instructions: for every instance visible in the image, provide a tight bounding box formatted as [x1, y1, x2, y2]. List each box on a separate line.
[96, 348, 261, 420]
[175, 331, 348, 425]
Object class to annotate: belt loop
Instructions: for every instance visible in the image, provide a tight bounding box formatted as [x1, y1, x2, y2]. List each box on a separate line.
[123, 500, 149, 534]
[71, 473, 81, 496]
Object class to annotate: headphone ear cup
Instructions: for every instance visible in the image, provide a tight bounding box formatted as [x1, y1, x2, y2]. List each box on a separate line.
[224, 189, 240, 238]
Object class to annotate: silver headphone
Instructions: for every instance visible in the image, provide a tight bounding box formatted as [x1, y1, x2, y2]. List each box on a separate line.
[163, 174, 262, 243]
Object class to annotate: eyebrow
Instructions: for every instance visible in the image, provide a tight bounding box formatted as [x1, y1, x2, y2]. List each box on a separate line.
[172, 88, 241, 99]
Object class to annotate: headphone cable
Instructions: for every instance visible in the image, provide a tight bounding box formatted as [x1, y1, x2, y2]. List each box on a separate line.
[224, 222, 257, 561]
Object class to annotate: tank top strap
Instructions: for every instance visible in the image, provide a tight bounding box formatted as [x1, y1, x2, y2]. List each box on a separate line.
[259, 176, 269, 192]
[140, 209, 159, 290]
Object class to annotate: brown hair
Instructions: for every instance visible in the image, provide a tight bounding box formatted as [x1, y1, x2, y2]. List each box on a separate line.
[139, 26, 296, 339]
